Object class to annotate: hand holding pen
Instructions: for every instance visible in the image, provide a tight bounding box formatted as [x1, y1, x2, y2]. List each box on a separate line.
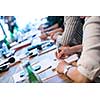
[55, 46, 70, 59]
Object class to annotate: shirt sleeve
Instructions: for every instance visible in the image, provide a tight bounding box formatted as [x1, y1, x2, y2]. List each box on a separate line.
[77, 16, 100, 80]
[61, 16, 82, 46]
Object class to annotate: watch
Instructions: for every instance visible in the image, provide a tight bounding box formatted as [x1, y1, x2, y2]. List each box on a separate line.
[63, 65, 73, 74]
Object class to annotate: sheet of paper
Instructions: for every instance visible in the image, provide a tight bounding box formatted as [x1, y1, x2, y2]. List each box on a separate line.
[32, 57, 59, 74]
[12, 70, 27, 83]
[38, 68, 58, 81]
[64, 54, 79, 63]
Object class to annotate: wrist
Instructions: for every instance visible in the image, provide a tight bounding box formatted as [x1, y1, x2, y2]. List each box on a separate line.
[63, 65, 75, 82]
[69, 47, 75, 54]
[65, 47, 73, 55]
[63, 65, 73, 74]
[70, 45, 82, 53]
[45, 32, 49, 36]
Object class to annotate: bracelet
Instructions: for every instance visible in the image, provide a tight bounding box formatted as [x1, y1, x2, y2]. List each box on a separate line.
[63, 65, 73, 74]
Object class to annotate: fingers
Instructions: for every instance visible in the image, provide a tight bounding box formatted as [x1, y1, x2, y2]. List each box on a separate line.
[56, 65, 63, 74]
[55, 48, 65, 59]
[56, 46, 70, 59]
[50, 34, 54, 40]
[39, 34, 48, 40]
[55, 51, 58, 58]
[58, 50, 65, 59]
[56, 61, 66, 74]
[55, 51, 62, 59]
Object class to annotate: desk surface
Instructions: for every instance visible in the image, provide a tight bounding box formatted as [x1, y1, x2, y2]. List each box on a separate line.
[0, 38, 73, 83]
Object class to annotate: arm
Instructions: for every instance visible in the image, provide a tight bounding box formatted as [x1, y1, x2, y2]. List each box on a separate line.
[66, 67, 90, 83]
[69, 45, 82, 54]
[56, 16, 100, 82]
[48, 27, 63, 38]
[67, 17, 100, 82]
[49, 27, 63, 34]
[77, 16, 100, 81]
[40, 27, 63, 40]
[61, 16, 82, 46]
[42, 23, 59, 32]
[56, 61, 90, 83]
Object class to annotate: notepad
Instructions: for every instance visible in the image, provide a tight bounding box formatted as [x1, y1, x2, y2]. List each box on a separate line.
[64, 54, 79, 63]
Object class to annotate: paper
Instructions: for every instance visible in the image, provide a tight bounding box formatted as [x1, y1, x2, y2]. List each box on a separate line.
[31, 57, 59, 82]
[12, 70, 27, 83]
[64, 54, 79, 63]
[38, 69, 58, 81]
[32, 58, 59, 74]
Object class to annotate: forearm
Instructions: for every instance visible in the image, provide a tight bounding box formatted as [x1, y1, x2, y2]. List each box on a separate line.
[66, 67, 90, 83]
[44, 23, 59, 32]
[70, 45, 82, 54]
[48, 27, 63, 35]
[54, 27, 64, 33]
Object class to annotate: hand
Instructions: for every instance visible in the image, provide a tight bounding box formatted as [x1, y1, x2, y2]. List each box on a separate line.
[41, 29, 45, 33]
[56, 60, 69, 74]
[49, 32, 55, 39]
[39, 33, 48, 40]
[55, 46, 71, 59]
[51, 33, 59, 41]
[38, 25, 44, 31]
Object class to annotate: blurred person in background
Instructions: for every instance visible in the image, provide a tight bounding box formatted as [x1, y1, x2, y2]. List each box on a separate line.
[39, 16, 64, 40]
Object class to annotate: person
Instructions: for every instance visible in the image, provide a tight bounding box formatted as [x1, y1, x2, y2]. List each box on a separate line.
[39, 16, 64, 32]
[39, 16, 64, 40]
[56, 16, 84, 59]
[4, 16, 18, 42]
[4, 16, 18, 33]
[56, 16, 100, 83]
[0, 19, 11, 49]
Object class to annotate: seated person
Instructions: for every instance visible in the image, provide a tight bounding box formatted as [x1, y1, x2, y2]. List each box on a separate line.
[56, 16, 100, 83]
[56, 16, 84, 59]
[39, 16, 64, 40]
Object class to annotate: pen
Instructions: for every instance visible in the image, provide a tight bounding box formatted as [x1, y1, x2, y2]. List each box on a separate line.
[37, 66, 52, 74]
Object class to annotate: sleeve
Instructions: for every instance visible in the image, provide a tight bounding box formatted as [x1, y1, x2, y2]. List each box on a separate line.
[77, 16, 100, 80]
[47, 16, 58, 26]
[57, 16, 64, 28]
[61, 16, 82, 46]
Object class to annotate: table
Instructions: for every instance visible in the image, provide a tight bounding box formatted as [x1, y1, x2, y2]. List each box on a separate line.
[0, 37, 73, 83]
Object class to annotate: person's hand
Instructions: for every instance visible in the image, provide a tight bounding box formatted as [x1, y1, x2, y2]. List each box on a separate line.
[55, 46, 71, 59]
[39, 33, 48, 40]
[38, 24, 44, 31]
[41, 29, 45, 33]
[49, 32, 55, 39]
[56, 60, 69, 74]
[51, 33, 60, 41]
